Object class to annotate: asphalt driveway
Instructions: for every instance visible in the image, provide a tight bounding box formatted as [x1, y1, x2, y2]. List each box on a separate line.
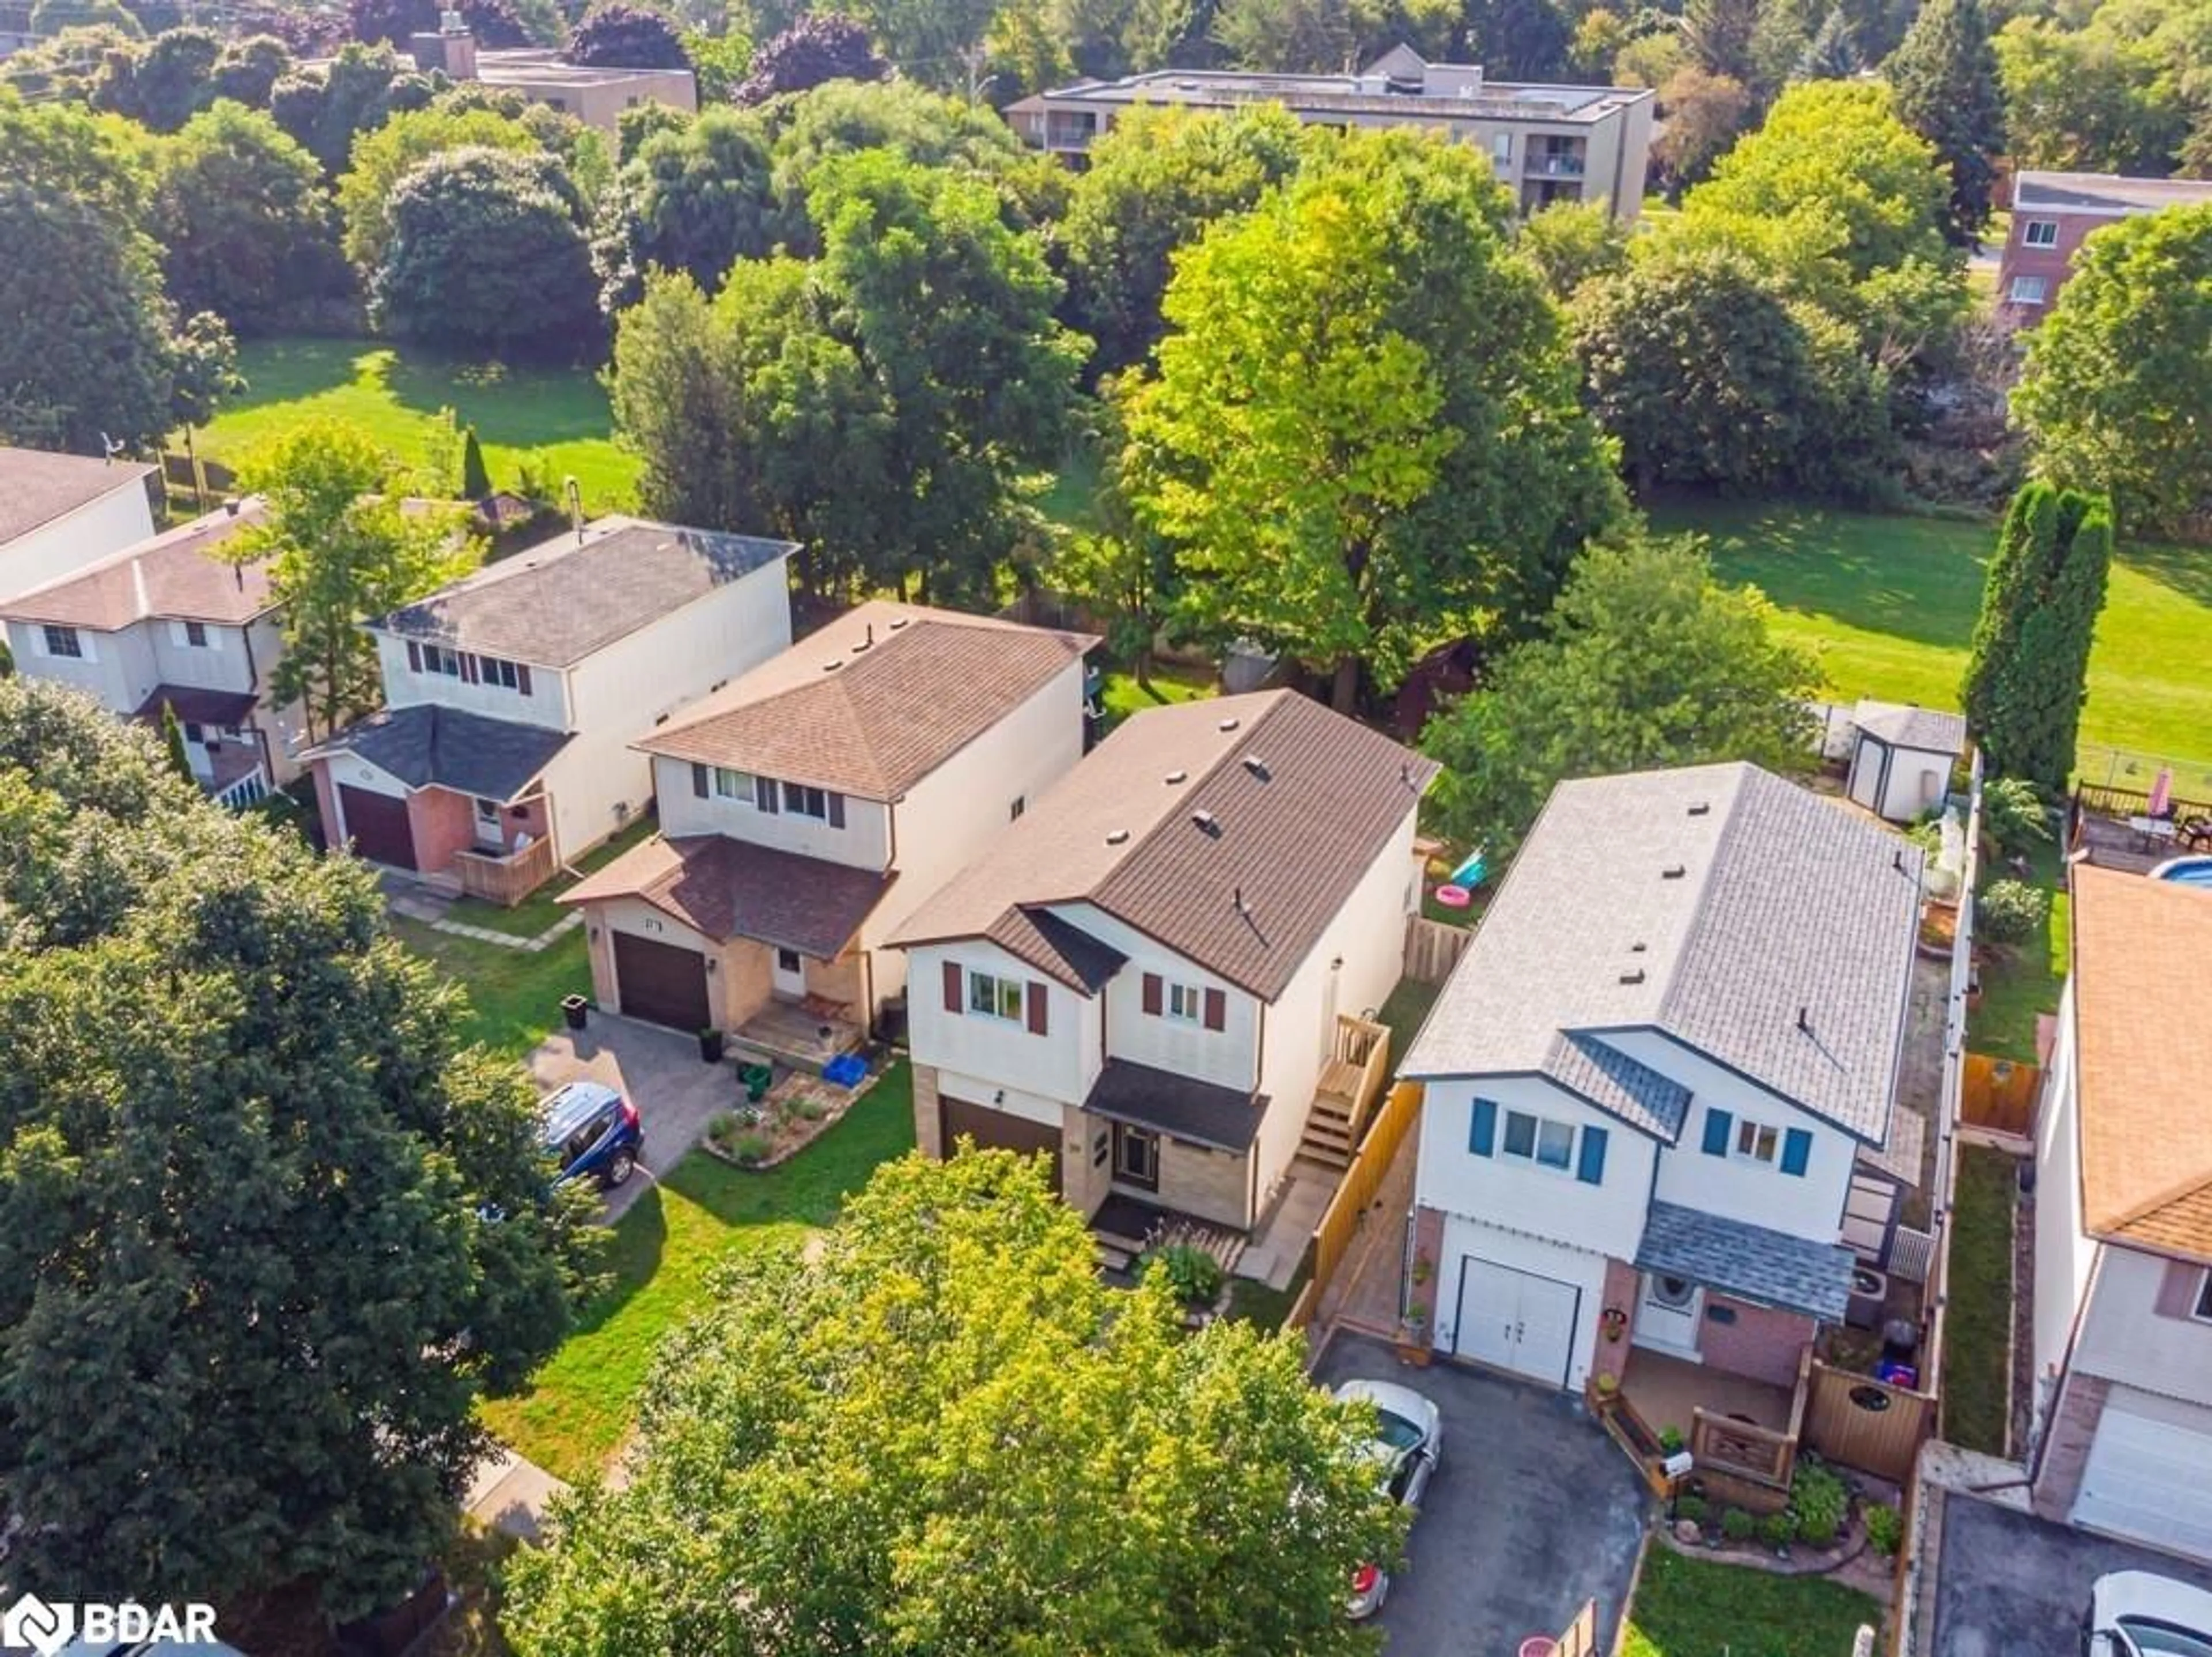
[529, 1011, 735, 1219]
[1934, 1492, 2212, 1657]
[1313, 1334, 1648, 1655]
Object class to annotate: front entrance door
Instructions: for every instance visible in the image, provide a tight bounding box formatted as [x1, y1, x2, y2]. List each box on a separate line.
[1634, 1272, 1703, 1355]
[1453, 1257, 1582, 1388]
[1111, 1123, 1160, 1191]
[772, 946, 806, 998]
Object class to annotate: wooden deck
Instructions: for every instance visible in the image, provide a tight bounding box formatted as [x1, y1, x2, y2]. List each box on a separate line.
[2070, 784, 2212, 875]
[730, 998, 863, 1070]
[1623, 1346, 1794, 1434]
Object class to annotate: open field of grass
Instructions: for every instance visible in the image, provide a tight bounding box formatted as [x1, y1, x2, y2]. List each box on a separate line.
[479, 1067, 918, 1481]
[1622, 1547, 1883, 1657]
[194, 337, 639, 513]
[1658, 503, 2212, 769]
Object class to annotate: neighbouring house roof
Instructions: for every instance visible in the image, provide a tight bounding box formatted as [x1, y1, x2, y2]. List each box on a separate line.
[307, 703, 571, 802]
[1637, 1200, 1856, 1323]
[373, 516, 796, 669]
[639, 601, 1097, 801]
[890, 689, 1437, 1002]
[132, 684, 259, 729]
[0, 447, 154, 547]
[3, 502, 268, 631]
[1081, 1058, 1267, 1153]
[1857, 1104, 1925, 1189]
[2013, 169, 2212, 217]
[1853, 699, 1967, 758]
[559, 833, 893, 960]
[2069, 866, 2212, 1261]
[1401, 763, 1922, 1145]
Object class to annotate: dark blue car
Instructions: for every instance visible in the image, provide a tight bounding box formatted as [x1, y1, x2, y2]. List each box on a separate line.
[541, 1081, 642, 1189]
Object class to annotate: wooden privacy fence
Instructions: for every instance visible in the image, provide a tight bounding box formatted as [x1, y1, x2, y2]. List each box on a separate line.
[1961, 1053, 2040, 1137]
[1803, 1360, 1935, 1484]
[1288, 1079, 1423, 1330]
[1403, 915, 1474, 983]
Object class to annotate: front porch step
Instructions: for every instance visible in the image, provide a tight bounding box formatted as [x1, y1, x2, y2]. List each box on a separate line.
[1089, 1193, 1247, 1279]
[1094, 1238, 1137, 1276]
[1295, 1139, 1353, 1171]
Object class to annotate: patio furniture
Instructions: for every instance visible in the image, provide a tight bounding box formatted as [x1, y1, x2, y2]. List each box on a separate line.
[2183, 815, 2212, 852]
[2127, 815, 2179, 852]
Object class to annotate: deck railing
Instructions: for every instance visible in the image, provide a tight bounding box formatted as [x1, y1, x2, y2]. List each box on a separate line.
[212, 763, 270, 811]
[453, 836, 557, 906]
[1319, 1013, 1392, 1138]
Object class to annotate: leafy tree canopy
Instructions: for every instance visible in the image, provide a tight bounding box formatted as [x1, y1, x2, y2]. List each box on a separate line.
[338, 104, 540, 272]
[736, 10, 885, 103]
[568, 1, 692, 66]
[1514, 197, 1629, 301]
[269, 42, 439, 174]
[502, 1150, 1400, 1657]
[765, 77, 1024, 246]
[593, 104, 778, 312]
[348, 0, 529, 48]
[1884, 0, 2006, 244]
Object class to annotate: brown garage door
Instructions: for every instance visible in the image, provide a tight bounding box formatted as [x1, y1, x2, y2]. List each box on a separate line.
[941, 1095, 1062, 1194]
[612, 930, 711, 1032]
[339, 785, 415, 870]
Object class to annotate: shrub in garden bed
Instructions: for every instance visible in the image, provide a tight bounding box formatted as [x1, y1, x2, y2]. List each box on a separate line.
[1142, 1243, 1225, 1308]
[1864, 1502, 1903, 1557]
[1977, 878, 2049, 945]
[1787, 1458, 1848, 1547]
[1758, 1512, 1797, 1552]
[1720, 1508, 1756, 1543]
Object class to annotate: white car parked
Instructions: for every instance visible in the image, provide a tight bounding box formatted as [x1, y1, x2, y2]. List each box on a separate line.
[2085, 1570, 2212, 1657]
[1332, 1379, 1443, 1620]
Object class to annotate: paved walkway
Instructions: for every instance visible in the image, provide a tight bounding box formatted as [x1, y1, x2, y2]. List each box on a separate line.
[1237, 1164, 1336, 1289]
[434, 909, 582, 952]
[465, 1446, 571, 1543]
[1316, 1126, 1418, 1336]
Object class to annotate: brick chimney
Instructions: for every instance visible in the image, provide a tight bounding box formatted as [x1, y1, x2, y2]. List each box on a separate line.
[409, 10, 478, 80]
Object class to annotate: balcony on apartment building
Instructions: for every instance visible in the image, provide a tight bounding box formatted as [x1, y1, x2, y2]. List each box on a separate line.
[1044, 111, 1100, 151]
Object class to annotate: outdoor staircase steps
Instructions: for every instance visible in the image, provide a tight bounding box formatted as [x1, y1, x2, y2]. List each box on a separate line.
[1297, 1096, 1357, 1169]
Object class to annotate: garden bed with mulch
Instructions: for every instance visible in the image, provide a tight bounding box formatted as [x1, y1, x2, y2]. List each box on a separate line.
[701, 1064, 883, 1172]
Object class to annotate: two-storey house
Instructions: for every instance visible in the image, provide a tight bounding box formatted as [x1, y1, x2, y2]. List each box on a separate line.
[892, 690, 1434, 1239]
[561, 601, 1095, 1055]
[2029, 866, 2212, 1560]
[1403, 763, 1922, 1417]
[0, 446, 158, 605]
[1998, 171, 2212, 324]
[306, 515, 796, 902]
[1, 500, 300, 808]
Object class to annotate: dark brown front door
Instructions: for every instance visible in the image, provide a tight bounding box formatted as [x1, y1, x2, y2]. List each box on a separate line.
[611, 930, 711, 1032]
[940, 1094, 1062, 1194]
[339, 785, 416, 870]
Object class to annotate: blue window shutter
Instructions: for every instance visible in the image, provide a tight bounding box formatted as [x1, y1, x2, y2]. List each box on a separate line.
[1781, 1128, 1813, 1177]
[1577, 1125, 1608, 1186]
[1469, 1098, 1497, 1157]
[1702, 1108, 1733, 1157]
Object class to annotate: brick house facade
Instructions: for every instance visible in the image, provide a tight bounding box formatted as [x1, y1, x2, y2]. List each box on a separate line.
[1998, 170, 2212, 326]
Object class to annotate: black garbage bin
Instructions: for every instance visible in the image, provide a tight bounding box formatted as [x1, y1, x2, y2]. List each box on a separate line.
[560, 993, 588, 1031]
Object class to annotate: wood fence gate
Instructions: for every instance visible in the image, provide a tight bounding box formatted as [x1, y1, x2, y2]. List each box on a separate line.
[1802, 1361, 1934, 1483]
[1403, 915, 1473, 983]
[1961, 1053, 2039, 1137]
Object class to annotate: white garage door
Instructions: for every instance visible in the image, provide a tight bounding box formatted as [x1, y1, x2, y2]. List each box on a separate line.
[1453, 1256, 1581, 1389]
[2074, 1392, 2212, 1558]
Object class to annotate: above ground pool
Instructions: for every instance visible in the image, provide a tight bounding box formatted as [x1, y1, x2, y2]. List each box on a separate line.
[2152, 855, 2212, 888]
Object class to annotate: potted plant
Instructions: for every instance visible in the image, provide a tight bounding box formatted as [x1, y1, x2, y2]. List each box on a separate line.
[1395, 1308, 1433, 1366]
[698, 1026, 725, 1064]
[1410, 1252, 1434, 1288]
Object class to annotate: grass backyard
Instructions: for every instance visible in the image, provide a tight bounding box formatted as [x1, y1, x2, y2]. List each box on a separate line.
[479, 1064, 918, 1481]
[1621, 1548, 1884, 1657]
[193, 337, 640, 512]
[1971, 841, 2070, 1066]
[1943, 1144, 2020, 1457]
[1097, 661, 1214, 728]
[393, 920, 591, 1065]
[1664, 503, 2212, 767]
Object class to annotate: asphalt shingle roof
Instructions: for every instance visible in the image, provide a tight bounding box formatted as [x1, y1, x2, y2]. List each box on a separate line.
[2, 502, 273, 630]
[308, 703, 571, 801]
[1402, 763, 1922, 1144]
[1082, 1058, 1267, 1152]
[1853, 699, 1968, 757]
[1637, 1200, 1857, 1323]
[374, 516, 796, 668]
[560, 834, 893, 959]
[0, 448, 154, 547]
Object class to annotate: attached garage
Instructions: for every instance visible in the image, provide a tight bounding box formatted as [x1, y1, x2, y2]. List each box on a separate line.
[2073, 1390, 2212, 1558]
[611, 930, 711, 1033]
[941, 1095, 1062, 1194]
[1452, 1255, 1582, 1389]
[339, 785, 416, 871]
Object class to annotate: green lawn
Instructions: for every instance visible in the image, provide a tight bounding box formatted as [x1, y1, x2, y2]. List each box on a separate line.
[1662, 502, 2212, 768]
[194, 337, 639, 513]
[1098, 661, 1214, 729]
[393, 919, 592, 1066]
[1971, 841, 2069, 1066]
[1622, 1547, 1884, 1657]
[480, 1065, 918, 1481]
[1942, 1144, 2019, 1457]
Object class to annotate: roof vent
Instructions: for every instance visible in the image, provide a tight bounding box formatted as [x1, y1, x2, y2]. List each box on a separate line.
[1797, 1005, 1812, 1034]
[1687, 801, 1711, 816]
[887, 615, 911, 630]
[822, 658, 844, 672]
[852, 623, 874, 654]
[1105, 828, 1131, 845]
[1241, 756, 1271, 782]
[1630, 941, 1647, 953]
[1217, 717, 1240, 733]
[1619, 968, 1646, 985]
[1164, 769, 1188, 785]
[1661, 863, 1686, 879]
[1191, 809, 1221, 838]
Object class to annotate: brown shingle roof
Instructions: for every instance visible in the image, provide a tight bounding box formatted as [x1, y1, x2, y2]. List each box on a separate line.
[0, 448, 155, 547]
[891, 690, 1435, 1001]
[639, 601, 1097, 800]
[560, 834, 893, 959]
[2071, 865, 2212, 1261]
[3, 502, 272, 630]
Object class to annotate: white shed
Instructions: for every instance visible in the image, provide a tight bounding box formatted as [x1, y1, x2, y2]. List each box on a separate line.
[1846, 701, 1967, 822]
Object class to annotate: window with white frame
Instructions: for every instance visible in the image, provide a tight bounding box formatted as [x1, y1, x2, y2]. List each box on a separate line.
[2010, 275, 2050, 305]
[183, 620, 210, 648]
[1502, 1108, 1576, 1172]
[967, 970, 1024, 1022]
[1491, 130, 1512, 164]
[1734, 1118, 1781, 1164]
[783, 781, 830, 819]
[474, 797, 500, 826]
[422, 643, 463, 677]
[479, 655, 524, 690]
[1164, 981, 1205, 1024]
[42, 625, 82, 660]
[2022, 218, 2059, 248]
[711, 767, 755, 804]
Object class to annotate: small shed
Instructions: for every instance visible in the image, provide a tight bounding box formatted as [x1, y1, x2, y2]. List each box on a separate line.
[1846, 700, 1967, 822]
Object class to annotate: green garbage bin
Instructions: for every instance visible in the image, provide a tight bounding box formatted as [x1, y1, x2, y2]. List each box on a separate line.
[740, 1062, 772, 1105]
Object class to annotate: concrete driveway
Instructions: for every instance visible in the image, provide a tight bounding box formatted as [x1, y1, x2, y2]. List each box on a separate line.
[1934, 1493, 2212, 1657]
[1313, 1333, 1648, 1655]
[529, 1011, 735, 1219]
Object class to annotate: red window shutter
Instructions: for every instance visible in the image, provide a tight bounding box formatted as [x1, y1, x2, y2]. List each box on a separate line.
[942, 960, 964, 1015]
[1142, 973, 1163, 1016]
[406, 641, 422, 673]
[1203, 988, 1226, 1031]
[1026, 981, 1048, 1035]
[516, 664, 532, 696]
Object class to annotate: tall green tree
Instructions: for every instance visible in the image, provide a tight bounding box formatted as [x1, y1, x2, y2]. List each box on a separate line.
[1960, 482, 2115, 791]
[2010, 203, 2212, 535]
[0, 679, 600, 1618]
[592, 105, 779, 312]
[158, 698, 194, 782]
[268, 42, 439, 176]
[234, 420, 479, 739]
[503, 1150, 1400, 1656]
[336, 104, 540, 274]
[1885, 0, 2006, 245]
[1514, 198, 1630, 301]
[1120, 128, 1624, 712]
[1421, 538, 1819, 858]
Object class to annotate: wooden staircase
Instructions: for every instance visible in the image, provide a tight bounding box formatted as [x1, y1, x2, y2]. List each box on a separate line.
[1296, 1014, 1391, 1171]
